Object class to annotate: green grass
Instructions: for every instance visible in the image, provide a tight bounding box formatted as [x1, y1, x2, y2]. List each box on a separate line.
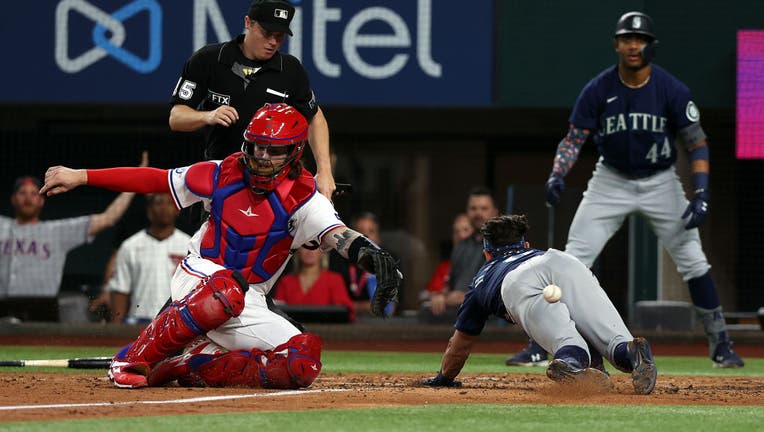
[1, 346, 763, 376]
[1, 405, 763, 432]
[323, 351, 764, 376]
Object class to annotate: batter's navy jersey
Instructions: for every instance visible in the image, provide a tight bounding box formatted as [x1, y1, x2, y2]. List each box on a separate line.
[171, 35, 318, 160]
[454, 249, 544, 336]
[570, 64, 700, 177]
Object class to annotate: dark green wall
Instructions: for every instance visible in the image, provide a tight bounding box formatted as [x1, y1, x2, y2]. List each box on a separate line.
[497, 0, 764, 108]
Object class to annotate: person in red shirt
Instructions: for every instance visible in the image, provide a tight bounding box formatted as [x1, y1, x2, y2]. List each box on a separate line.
[426, 213, 473, 313]
[274, 247, 355, 322]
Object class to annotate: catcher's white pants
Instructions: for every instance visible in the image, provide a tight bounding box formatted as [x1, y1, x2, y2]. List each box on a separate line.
[171, 254, 301, 352]
[501, 249, 633, 362]
[566, 160, 710, 281]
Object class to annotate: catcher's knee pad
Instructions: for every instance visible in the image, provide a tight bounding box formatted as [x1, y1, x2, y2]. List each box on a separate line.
[189, 333, 323, 389]
[267, 333, 323, 388]
[119, 270, 247, 367]
[182, 269, 248, 330]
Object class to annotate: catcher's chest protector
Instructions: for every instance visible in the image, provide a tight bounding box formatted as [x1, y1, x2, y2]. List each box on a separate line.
[200, 155, 315, 283]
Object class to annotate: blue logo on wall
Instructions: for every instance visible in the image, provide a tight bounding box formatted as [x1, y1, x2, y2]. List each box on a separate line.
[55, 0, 162, 74]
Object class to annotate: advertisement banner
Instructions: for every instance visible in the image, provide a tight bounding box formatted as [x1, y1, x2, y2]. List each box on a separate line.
[1, 0, 493, 105]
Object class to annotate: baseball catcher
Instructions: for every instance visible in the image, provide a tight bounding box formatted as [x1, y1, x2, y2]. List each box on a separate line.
[41, 103, 403, 389]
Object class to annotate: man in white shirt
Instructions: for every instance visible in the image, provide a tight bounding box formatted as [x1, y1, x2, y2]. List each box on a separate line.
[108, 194, 190, 324]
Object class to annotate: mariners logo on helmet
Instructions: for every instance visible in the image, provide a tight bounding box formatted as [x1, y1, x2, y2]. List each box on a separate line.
[615, 11, 656, 41]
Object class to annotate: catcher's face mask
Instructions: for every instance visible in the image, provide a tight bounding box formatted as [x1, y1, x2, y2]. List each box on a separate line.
[241, 103, 307, 193]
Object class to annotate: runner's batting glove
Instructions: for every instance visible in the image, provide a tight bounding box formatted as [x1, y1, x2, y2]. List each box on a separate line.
[420, 371, 462, 388]
[545, 172, 565, 207]
[358, 246, 403, 317]
[682, 190, 710, 229]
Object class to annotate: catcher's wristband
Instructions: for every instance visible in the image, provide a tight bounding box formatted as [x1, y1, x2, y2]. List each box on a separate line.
[348, 235, 376, 264]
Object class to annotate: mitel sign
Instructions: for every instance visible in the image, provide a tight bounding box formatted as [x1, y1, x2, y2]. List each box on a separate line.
[2, 0, 493, 105]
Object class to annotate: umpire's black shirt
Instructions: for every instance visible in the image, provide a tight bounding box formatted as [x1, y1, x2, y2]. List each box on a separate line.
[171, 34, 319, 160]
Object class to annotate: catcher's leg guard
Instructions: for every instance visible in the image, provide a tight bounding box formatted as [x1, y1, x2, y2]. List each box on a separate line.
[147, 336, 227, 386]
[184, 333, 323, 388]
[109, 270, 247, 389]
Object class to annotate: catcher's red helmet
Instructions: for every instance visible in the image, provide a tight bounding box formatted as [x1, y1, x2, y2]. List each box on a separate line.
[241, 103, 308, 193]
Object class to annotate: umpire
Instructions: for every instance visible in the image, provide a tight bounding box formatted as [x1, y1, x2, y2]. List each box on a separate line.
[169, 0, 335, 199]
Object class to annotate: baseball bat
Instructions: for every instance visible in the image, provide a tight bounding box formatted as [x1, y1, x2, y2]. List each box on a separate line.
[0, 356, 112, 369]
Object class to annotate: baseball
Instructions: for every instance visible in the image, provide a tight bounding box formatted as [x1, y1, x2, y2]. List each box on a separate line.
[543, 284, 562, 303]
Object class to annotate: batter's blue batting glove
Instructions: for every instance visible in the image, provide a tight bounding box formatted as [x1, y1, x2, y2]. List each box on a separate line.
[420, 371, 462, 388]
[545, 172, 565, 207]
[682, 190, 710, 229]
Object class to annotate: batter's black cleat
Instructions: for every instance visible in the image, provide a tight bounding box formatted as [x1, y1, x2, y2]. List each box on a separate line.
[506, 340, 549, 367]
[546, 358, 612, 390]
[712, 341, 745, 368]
[626, 337, 657, 395]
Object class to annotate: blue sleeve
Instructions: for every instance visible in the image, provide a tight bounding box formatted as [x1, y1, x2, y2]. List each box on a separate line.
[667, 81, 697, 130]
[569, 80, 601, 130]
[454, 290, 490, 336]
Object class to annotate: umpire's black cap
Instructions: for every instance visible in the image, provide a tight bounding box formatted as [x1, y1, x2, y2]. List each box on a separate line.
[614, 11, 656, 41]
[248, 0, 295, 36]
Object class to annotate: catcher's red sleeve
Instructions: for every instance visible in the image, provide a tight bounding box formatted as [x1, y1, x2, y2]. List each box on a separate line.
[86, 167, 170, 193]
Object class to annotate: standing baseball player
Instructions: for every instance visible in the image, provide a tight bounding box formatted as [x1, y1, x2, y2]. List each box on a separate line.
[526, 11, 742, 368]
[170, 0, 335, 199]
[422, 215, 657, 395]
[41, 103, 402, 389]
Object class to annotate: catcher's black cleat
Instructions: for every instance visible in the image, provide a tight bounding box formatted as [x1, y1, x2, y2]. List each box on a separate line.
[626, 337, 658, 395]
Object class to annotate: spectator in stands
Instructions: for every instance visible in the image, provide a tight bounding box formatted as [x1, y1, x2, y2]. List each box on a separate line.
[424, 213, 473, 299]
[330, 212, 381, 316]
[107, 193, 191, 325]
[274, 246, 355, 322]
[429, 187, 498, 316]
[0, 151, 145, 321]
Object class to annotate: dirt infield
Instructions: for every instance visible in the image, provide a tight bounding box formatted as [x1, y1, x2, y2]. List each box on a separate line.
[2, 372, 764, 423]
[2, 338, 763, 423]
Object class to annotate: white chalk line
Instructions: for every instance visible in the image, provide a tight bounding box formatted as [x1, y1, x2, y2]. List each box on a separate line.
[0, 388, 351, 411]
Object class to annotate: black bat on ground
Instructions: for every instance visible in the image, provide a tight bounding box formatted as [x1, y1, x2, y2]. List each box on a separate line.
[0, 357, 112, 369]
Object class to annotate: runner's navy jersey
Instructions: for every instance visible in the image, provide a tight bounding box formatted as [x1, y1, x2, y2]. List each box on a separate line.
[454, 248, 545, 336]
[570, 64, 701, 177]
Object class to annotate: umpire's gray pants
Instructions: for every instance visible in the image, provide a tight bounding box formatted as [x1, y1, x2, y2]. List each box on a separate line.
[501, 249, 632, 363]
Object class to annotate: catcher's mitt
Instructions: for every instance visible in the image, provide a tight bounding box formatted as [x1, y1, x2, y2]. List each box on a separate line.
[358, 246, 403, 317]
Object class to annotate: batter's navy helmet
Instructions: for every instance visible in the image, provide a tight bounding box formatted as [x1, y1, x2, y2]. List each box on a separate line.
[614, 12, 656, 41]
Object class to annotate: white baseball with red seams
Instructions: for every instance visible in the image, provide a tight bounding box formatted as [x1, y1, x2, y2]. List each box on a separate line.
[542, 284, 562, 303]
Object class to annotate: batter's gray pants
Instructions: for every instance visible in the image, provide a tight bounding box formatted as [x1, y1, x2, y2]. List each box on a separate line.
[566, 161, 710, 281]
[501, 249, 633, 364]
